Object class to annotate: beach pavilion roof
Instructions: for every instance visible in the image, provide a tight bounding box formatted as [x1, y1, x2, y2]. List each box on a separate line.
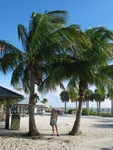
[0, 86, 23, 100]
[15, 97, 48, 107]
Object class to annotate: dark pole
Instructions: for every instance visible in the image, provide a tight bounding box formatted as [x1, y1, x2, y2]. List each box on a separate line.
[5, 99, 10, 129]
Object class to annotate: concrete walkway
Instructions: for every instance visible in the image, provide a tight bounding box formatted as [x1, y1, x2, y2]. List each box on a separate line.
[77, 137, 113, 150]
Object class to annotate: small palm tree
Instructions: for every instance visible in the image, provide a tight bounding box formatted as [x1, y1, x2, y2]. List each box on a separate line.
[60, 90, 69, 114]
[93, 89, 105, 116]
[106, 88, 113, 117]
[41, 98, 48, 104]
[84, 89, 94, 116]
[67, 86, 79, 111]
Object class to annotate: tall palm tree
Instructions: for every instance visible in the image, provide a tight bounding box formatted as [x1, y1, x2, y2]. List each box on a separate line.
[68, 27, 113, 135]
[11, 11, 66, 136]
[9, 10, 81, 136]
[40, 27, 113, 135]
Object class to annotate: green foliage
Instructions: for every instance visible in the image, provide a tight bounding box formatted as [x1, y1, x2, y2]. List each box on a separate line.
[89, 109, 97, 116]
[60, 90, 69, 102]
[68, 109, 76, 114]
[100, 112, 111, 117]
[82, 108, 88, 115]
[82, 108, 97, 115]
[82, 108, 111, 117]
[41, 98, 48, 104]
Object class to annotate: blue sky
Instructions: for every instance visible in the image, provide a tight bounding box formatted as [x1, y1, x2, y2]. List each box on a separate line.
[0, 0, 113, 108]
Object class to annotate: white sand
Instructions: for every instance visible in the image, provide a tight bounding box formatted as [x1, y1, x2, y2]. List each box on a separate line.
[0, 114, 113, 150]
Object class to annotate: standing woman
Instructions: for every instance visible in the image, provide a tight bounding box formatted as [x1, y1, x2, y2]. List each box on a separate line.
[50, 109, 59, 136]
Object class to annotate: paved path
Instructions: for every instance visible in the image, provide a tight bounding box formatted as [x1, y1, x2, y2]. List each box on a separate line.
[77, 137, 113, 150]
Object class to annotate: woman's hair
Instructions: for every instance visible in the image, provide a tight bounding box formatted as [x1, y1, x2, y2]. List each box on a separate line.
[52, 109, 57, 114]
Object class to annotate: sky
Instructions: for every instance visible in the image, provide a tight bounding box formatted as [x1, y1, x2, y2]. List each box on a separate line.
[0, 0, 113, 108]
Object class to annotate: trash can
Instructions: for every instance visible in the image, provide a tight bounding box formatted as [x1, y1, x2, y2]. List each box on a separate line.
[11, 113, 20, 130]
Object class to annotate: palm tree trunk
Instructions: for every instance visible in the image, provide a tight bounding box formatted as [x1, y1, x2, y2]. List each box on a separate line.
[76, 101, 78, 112]
[97, 101, 99, 114]
[70, 98, 83, 135]
[86, 101, 89, 116]
[98, 101, 101, 116]
[28, 71, 40, 136]
[70, 80, 86, 135]
[65, 101, 66, 114]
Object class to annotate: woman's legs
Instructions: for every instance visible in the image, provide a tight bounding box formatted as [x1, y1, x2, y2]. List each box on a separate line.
[55, 125, 59, 135]
[52, 125, 54, 135]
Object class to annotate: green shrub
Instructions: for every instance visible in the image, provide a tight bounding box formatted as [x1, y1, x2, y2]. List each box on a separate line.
[100, 112, 111, 117]
[82, 108, 88, 115]
[68, 109, 76, 114]
[82, 108, 97, 116]
[89, 111, 97, 116]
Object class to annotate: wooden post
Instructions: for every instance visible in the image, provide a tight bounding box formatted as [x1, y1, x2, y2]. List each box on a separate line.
[111, 100, 113, 117]
[23, 106, 25, 117]
[20, 105, 21, 116]
[5, 99, 10, 129]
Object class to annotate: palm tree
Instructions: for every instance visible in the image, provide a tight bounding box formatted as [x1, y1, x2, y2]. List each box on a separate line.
[41, 27, 113, 135]
[69, 27, 113, 135]
[85, 89, 94, 116]
[93, 89, 105, 115]
[68, 86, 79, 112]
[107, 88, 113, 117]
[41, 98, 48, 104]
[9, 10, 81, 136]
[60, 90, 69, 114]
[0, 40, 23, 129]
[0, 40, 22, 74]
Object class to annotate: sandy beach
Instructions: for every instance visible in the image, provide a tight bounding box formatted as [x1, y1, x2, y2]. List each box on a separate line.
[0, 114, 113, 150]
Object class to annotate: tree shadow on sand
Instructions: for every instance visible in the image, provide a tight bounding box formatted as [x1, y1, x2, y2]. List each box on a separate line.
[0, 129, 30, 139]
[93, 124, 113, 129]
[101, 147, 113, 150]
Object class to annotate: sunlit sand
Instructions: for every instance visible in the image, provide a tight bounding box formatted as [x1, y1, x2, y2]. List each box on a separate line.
[0, 114, 113, 150]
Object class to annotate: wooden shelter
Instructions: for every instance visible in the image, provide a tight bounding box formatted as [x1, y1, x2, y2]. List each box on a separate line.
[0, 86, 23, 129]
[14, 97, 48, 116]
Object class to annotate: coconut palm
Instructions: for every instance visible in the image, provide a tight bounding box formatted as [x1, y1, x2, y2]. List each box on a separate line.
[68, 27, 113, 135]
[9, 10, 83, 136]
[40, 26, 113, 135]
[10, 10, 67, 136]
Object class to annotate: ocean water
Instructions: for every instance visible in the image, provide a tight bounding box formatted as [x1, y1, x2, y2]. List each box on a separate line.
[90, 108, 111, 113]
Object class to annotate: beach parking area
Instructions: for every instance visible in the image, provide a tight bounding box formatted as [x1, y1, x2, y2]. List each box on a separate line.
[0, 114, 113, 150]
